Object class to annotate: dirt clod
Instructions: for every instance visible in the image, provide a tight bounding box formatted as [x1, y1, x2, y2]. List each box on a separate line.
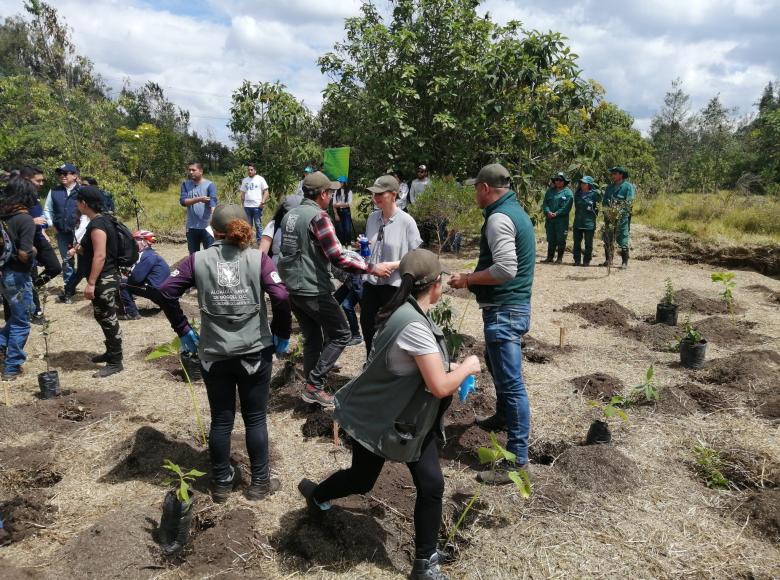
[0, 490, 57, 542]
[562, 299, 636, 328]
[623, 322, 680, 351]
[674, 289, 743, 315]
[184, 508, 266, 573]
[571, 373, 624, 400]
[698, 350, 780, 393]
[695, 317, 764, 346]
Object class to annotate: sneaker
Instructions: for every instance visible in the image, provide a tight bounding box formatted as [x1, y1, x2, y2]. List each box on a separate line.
[476, 460, 531, 486]
[475, 413, 507, 432]
[93, 363, 123, 378]
[118, 313, 141, 321]
[31, 312, 46, 325]
[410, 551, 449, 580]
[2, 368, 22, 381]
[297, 478, 331, 514]
[212, 466, 242, 503]
[301, 384, 335, 409]
[245, 477, 281, 501]
[347, 335, 363, 347]
[91, 352, 110, 364]
[56, 294, 73, 304]
[331, 361, 342, 372]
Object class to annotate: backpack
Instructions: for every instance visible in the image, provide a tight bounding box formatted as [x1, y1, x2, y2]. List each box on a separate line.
[110, 216, 139, 268]
[0, 221, 14, 269]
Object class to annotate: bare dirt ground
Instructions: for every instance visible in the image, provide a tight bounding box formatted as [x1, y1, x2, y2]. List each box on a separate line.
[1, 223, 779, 579]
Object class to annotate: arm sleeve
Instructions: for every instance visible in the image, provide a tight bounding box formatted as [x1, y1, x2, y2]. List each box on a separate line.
[158, 255, 196, 336]
[16, 217, 36, 254]
[542, 190, 551, 214]
[396, 322, 440, 356]
[179, 182, 188, 207]
[208, 182, 217, 207]
[407, 217, 423, 251]
[562, 191, 574, 215]
[260, 252, 292, 339]
[485, 213, 518, 282]
[43, 191, 54, 226]
[309, 212, 371, 274]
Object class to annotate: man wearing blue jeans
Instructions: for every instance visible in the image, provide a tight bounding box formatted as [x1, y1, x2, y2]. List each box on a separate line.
[240, 163, 269, 243]
[180, 162, 217, 254]
[450, 163, 536, 484]
[43, 163, 81, 302]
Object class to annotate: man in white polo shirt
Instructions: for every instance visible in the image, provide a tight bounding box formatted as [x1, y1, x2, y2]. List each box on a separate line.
[240, 163, 269, 243]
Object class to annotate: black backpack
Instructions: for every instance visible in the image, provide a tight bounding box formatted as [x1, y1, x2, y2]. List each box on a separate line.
[110, 216, 139, 268]
[0, 220, 14, 269]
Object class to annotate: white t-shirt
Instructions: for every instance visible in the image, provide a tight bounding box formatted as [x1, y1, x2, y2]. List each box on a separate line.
[261, 220, 282, 265]
[240, 175, 269, 208]
[74, 215, 90, 243]
[385, 321, 441, 376]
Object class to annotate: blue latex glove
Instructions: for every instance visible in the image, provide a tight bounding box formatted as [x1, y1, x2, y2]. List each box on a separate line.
[458, 375, 476, 402]
[273, 335, 290, 355]
[180, 329, 200, 353]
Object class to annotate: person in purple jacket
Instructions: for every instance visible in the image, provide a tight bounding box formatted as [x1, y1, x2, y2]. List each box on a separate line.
[118, 230, 170, 321]
[158, 204, 292, 502]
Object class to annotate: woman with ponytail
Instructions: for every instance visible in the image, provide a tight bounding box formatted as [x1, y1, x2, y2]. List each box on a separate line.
[159, 204, 292, 502]
[298, 249, 481, 580]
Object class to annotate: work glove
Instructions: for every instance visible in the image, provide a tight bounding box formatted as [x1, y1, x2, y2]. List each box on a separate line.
[180, 329, 200, 354]
[273, 335, 290, 355]
[458, 375, 476, 402]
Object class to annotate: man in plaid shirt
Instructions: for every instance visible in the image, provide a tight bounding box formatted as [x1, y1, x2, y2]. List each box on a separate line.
[278, 172, 394, 408]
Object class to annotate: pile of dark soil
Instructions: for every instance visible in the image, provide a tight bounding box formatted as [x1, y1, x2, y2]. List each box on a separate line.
[646, 385, 702, 416]
[623, 322, 679, 351]
[694, 317, 764, 346]
[0, 444, 61, 496]
[184, 508, 266, 573]
[0, 490, 57, 542]
[678, 383, 731, 413]
[522, 335, 574, 364]
[555, 445, 641, 492]
[733, 489, 780, 544]
[528, 439, 573, 466]
[698, 350, 780, 392]
[745, 283, 780, 304]
[571, 373, 624, 400]
[562, 299, 636, 328]
[300, 407, 347, 444]
[673, 289, 743, 315]
[442, 391, 502, 468]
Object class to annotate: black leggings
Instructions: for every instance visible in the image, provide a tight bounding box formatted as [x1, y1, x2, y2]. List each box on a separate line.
[313, 434, 444, 559]
[202, 349, 273, 483]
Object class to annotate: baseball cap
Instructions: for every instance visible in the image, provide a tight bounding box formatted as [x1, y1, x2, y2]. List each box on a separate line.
[210, 204, 247, 233]
[303, 171, 340, 191]
[551, 172, 569, 183]
[416, 164, 427, 171]
[609, 166, 629, 178]
[580, 176, 596, 186]
[367, 175, 400, 194]
[464, 163, 511, 187]
[399, 249, 449, 287]
[55, 163, 79, 174]
[132, 230, 156, 243]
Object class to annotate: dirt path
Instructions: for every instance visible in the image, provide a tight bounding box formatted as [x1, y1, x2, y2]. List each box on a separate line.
[1, 227, 778, 578]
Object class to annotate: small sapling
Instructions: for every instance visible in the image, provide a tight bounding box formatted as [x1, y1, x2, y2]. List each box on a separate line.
[162, 459, 206, 503]
[711, 271, 736, 319]
[693, 441, 729, 490]
[632, 365, 659, 403]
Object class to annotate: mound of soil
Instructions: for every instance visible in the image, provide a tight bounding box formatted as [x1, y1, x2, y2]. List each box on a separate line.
[0, 490, 57, 542]
[571, 373, 624, 400]
[623, 322, 679, 351]
[678, 383, 731, 413]
[649, 386, 702, 416]
[555, 445, 641, 492]
[184, 508, 266, 573]
[755, 394, 780, 420]
[673, 289, 743, 315]
[442, 391, 503, 468]
[0, 444, 61, 496]
[528, 439, 573, 466]
[695, 317, 764, 346]
[562, 299, 636, 328]
[522, 335, 574, 364]
[745, 283, 780, 304]
[698, 350, 780, 392]
[734, 489, 780, 544]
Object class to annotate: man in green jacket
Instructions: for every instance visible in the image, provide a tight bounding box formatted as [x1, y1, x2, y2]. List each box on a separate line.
[572, 176, 601, 266]
[602, 166, 635, 268]
[542, 172, 573, 264]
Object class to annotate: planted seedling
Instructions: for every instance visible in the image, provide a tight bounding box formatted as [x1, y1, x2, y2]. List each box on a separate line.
[656, 279, 678, 326]
[599, 199, 632, 276]
[711, 271, 736, 319]
[678, 317, 707, 369]
[159, 459, 205, 555]
[679, 317, 703, 344]
[147, 334, 207, 446]
[632, 365, 659, 403]
[586, 396, 628, 444]
[162, 459, 206, 503]
[431, 296, 469, 357]
[446, 433, 531, 547]
[693, 441, 729, 490]
[36, 291, 61, 398]
[662, 279, 675, 306]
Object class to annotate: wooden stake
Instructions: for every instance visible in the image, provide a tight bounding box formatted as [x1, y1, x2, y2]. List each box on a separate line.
[332, 420, 341, 446]
[559, 327, 568, 349]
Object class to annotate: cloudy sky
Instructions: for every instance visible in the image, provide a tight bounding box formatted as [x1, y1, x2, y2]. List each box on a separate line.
[1, 0, 777, 143]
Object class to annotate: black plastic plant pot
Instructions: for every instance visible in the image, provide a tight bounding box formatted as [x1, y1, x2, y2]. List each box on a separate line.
[159, 489, 195, 556]
[179, 352, 202, 382]
[655, 303, 678, 326]
[680, 339, 707, 369]
[585, 420, 611, 445]
[38, 371, 60, 399]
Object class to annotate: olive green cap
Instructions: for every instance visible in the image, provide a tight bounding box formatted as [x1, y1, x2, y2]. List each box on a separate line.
[551, 172, 569, 183]
[303, 171, 340, 191]
[608, 166, 629, 178]
[580, 175, 596, 185]
[464, 163, 511, 187]
[399, 249, 449, 287]
[211, 204, 247, 233]
[367, 174, 400, 194]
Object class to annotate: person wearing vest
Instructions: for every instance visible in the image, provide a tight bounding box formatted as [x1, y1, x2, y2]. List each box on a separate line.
[572, 175, 601, 266]
[277, 171, 394, 409]
[542, 172, 573, 264]
[158, 205, 292, 502]
[298, 249, 481, 580]
[602, 166, 635, 269]
[450, 163, 536, 485]
[43, 163, 81, 302]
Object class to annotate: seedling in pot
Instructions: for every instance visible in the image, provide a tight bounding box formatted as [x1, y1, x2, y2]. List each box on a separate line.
[655, 279, 678, 326]
[162, 459, 206, 503]
[711, 271, 736, 320]
[693, 441, 729, 490]
[677, 317, 707, 369]
[662, 279, 675, 306]
[37, 291, 61, 398]
[632, 365, 659, 403]
[159, 459, 205, 556]
[586, 396, 628, 444]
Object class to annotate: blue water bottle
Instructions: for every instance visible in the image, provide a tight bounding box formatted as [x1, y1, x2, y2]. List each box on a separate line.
[358, 234, 370, 258]
[458, 375, 476, 402]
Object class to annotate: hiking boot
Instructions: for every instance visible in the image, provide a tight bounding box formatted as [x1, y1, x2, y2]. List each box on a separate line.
[301, 384, 335, 409]
[2, 368, 22, 381]
[91, 352, 110, 364]
[620, 248, 629, 269]
[93, 363, 123, 378]
[542, 246, 555, 263]
[212, 466, 242, 503]
[475, 413, 507, 432]
[31, 311, 46, 325]
[583, 261, 591, 267]
[298, 478, 331, 514]
[118, 313, 141, 321]
[56, 293, 73, 304]
[245, 477, 281, 501]
[347, 335, 363, 347]
[410, 551, 449, 580]
[476, 460, 531, 486]
[331, 361, 342, 372]
[555, 249, 564, 264]
[34, 273, 52, 289]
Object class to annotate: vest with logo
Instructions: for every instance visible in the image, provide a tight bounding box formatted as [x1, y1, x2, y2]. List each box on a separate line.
[192, 241, 272, 359]
[277, 199, 334, 295]
[334, 299, 451, 463]
[51, 185, 81, 233]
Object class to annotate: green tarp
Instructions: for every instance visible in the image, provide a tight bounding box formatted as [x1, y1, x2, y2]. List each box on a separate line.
[323, 147, 350, 180]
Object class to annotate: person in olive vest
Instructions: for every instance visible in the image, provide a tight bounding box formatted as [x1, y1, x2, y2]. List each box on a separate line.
[158, 205, 292, 502]
[572, 175, 601, 266]
[602, 166, 635, 268]
[277, 171, 394, 409]
[298, 249, 481, 580]
[449, 163, 535, 485]
[541, 172, 573, 264]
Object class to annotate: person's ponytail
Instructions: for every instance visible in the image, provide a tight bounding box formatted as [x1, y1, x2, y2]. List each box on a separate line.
[375, 274, 416, 327]
[225, 218, 253, 249]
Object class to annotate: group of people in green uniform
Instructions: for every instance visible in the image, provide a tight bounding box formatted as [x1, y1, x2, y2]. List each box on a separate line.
[542, 166, 635, 268]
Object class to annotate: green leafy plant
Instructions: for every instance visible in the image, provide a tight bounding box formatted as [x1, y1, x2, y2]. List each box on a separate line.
[633, 365, 659, 402]
[679, 317, 703, 344]
[146, 334, 207, 446]
[446, 433, 531, 545]
[661, 278, 675, 306]
[711, 271, 736, 317]
[430, 297, 469, 357]
[599, 199, 632, 276]
[693, 441, 729, 490]
[589, 395, 629, 422]
[162, 459, 205, 503]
